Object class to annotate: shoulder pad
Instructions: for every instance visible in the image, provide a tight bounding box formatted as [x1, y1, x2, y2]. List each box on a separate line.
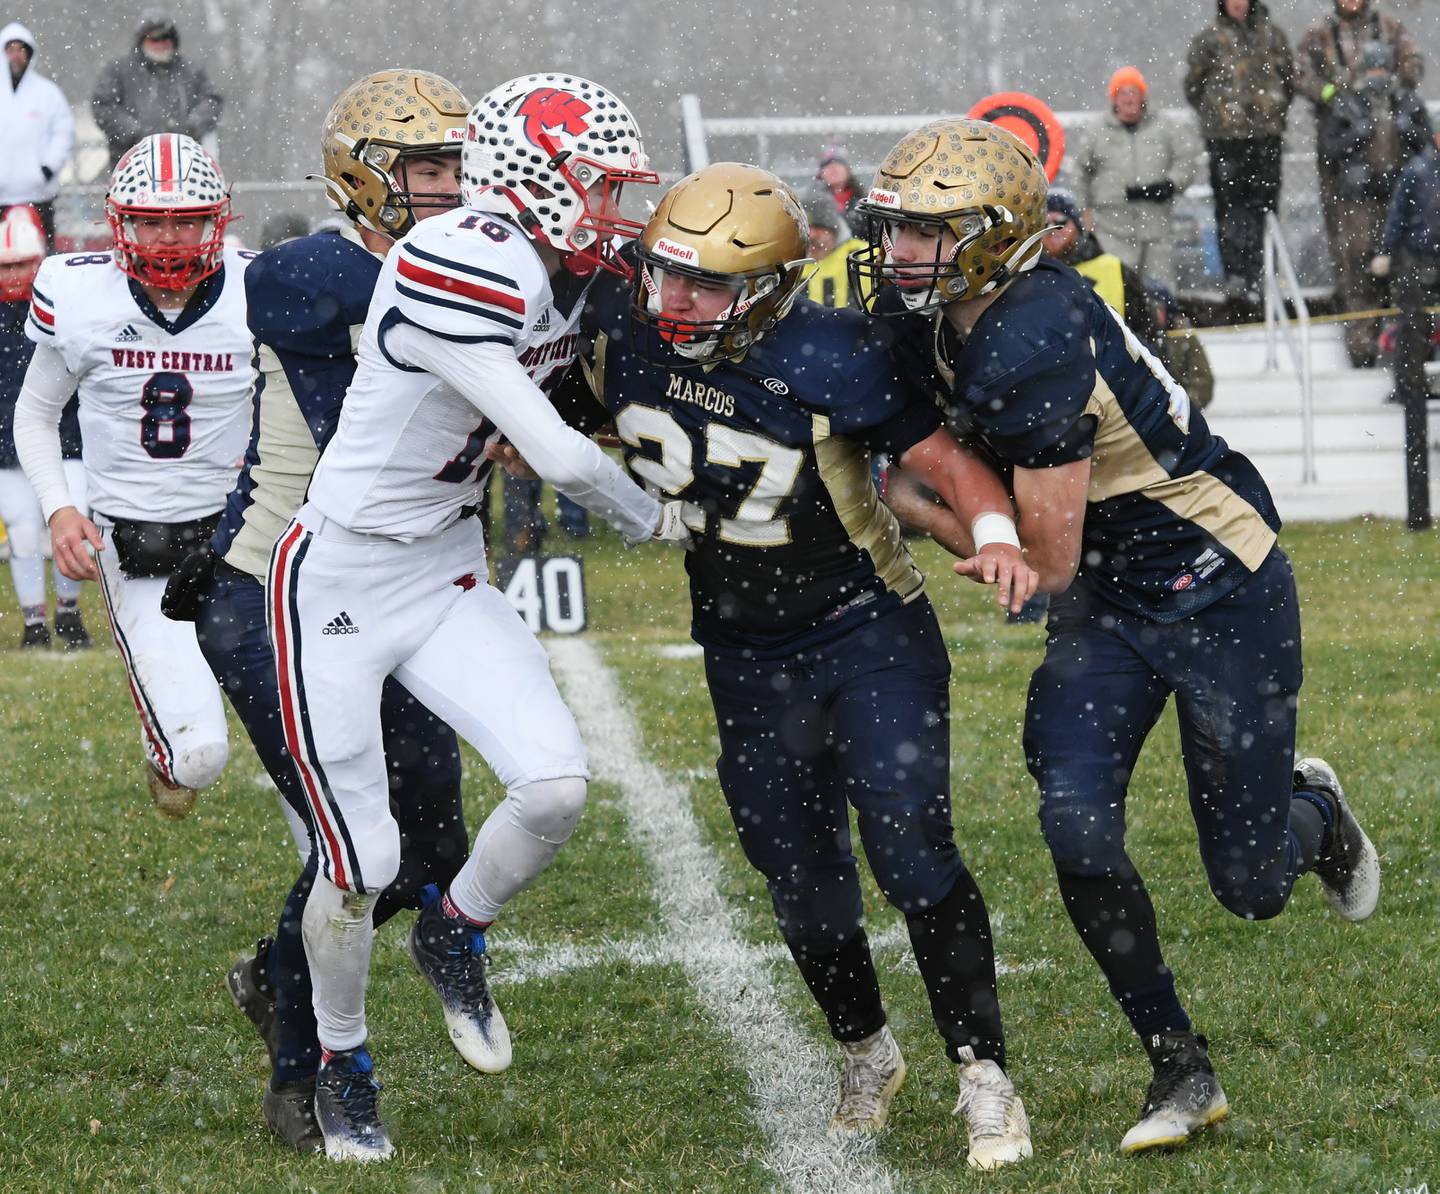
[245, 232, 381, 356]
[389, 209, 545, 343]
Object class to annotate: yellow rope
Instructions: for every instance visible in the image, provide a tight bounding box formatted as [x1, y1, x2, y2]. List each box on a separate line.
[1168, 306, 1440, 338]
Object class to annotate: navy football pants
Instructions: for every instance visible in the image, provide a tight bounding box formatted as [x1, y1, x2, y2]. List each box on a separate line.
[705, 598, 1005, 1064]
[1025, 547, 1323, 1038]
[197, 562, 467, 1079]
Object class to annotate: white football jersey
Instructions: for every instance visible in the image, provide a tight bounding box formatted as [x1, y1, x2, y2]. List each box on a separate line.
[26, 248, 255, 523]
[306, 206, 589, 540]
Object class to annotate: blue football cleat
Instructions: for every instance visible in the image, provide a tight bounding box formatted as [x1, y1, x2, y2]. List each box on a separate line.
[313, 1046, 392, 1163]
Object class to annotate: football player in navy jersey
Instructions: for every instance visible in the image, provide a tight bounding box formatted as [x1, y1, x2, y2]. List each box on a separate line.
[160, 70, 472, 1153]
[551, 163, 1037, 1169]
[849, 119, 1380, 1154]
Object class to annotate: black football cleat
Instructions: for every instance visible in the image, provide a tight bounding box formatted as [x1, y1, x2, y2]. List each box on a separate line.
[20, 622, 50, 649]
[407, 898, 511, 1073]
[314, 1046, 392, 1163]
[53, 609, 92, 650]
[226, 937, 279, 1069]
[1120, 1031, 1228, 1153]
[263, 1076, 324, 1154]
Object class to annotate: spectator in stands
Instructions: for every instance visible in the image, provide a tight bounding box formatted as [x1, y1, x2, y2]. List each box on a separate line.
[1073, 66, 1199, 289]
[800, 190, 865, 308]
[0, 22, 72, 246]
[1372, 127, 1440, 402]
[92, 10, 222, 167]
[1044, 189, 1214, 409]
[816, 145, 863, 227]
[1297, 0, 1425, 365]
[1185, 0, 1295, 307]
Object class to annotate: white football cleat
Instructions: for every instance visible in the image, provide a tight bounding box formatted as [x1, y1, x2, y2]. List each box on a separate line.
[1295, 757, 1380, 921]
[953, 1047, 1033, 1170]
[828, 1025, 906, 1136]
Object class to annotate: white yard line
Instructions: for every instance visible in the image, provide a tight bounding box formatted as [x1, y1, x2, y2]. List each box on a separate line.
[550, 637, 903, 1194]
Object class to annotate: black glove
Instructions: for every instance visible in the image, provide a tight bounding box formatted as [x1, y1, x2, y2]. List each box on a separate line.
[161, 543, 219, 622]
[40, 165, 53, 182]
[1125, 180, 1178, 203]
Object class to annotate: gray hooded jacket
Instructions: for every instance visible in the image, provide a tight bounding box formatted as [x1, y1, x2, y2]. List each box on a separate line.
[91, 12, 222, 166]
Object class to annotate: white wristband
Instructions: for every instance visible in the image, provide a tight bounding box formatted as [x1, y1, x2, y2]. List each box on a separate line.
[971, 511, 1021, 551]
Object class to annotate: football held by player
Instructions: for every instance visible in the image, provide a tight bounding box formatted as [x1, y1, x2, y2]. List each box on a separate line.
[264, 73, 688, 1162]
[159, 70, 477, 1153]
[16, 133, 253, 817]
[851, 118, 1380, 1154]
[563, 163, 1035, 1170]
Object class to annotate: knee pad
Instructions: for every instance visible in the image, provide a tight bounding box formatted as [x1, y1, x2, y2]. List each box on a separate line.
[1038, 790, 1129, 877]
[766, 868, 864, 955]
[510, 776, 587, 845]
[171, 740, 228, 791]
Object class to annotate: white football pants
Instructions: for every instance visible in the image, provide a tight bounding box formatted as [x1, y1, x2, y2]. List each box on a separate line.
[268, 505, 589, 1051]
[0, 462, 86, 610]
[94, 520, 229, 790]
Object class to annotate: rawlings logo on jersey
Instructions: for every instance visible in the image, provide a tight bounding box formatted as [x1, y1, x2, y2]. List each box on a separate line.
[518, 87, 591, 148]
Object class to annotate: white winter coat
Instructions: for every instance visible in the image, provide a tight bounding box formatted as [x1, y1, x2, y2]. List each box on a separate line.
[0, 22, 74, 206]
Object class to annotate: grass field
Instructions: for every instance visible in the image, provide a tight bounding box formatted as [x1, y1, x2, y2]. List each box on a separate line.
[1, 519, 1437, 1193]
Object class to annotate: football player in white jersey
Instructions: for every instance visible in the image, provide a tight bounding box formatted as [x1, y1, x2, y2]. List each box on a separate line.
[16, 133, 254, 816]
[267, 74, 686, 1162]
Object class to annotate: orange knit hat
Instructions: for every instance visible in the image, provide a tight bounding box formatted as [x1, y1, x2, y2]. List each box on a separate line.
[1108, 66, 1148, 102]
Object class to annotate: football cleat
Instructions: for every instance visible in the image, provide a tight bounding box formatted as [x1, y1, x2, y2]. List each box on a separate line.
[1120, 1031, 1228, 1154]
[828, 1025, 907, 1137]
[263, 1076, 324, 1154]
[407, 898, 512, 1073]
[226, 937, 279, 1070]
[20, 621, 50, 649]
[314, 1046, 392, 1163]
[146, 761, 197, 819]
[53, 609, 92, 650]
[953, 1047, 1033, 1170]
[1295, 757, 1380, 922]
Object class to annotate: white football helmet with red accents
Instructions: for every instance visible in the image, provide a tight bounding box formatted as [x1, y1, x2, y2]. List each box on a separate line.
[105, 133, 232, 290]
[461, 73, 657, 278]
[0, 205, 45, 302]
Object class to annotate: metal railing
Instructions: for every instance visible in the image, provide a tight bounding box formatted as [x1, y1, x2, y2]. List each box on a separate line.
[1263, 211, 1317, 485]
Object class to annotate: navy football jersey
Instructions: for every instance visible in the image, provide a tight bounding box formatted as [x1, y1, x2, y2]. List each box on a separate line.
[886, 258, 1280, 622]
[578, 278, 941, 656]
[212, 229, 381, 578]
[0, 299, 80, 467]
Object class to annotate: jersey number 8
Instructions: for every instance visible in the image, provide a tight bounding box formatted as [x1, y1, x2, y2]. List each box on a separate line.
[140, 372, 194, 459]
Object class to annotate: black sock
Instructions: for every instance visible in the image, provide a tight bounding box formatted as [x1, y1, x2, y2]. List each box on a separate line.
[1056, 868, 1191, 1041]
[1290, 791, 1333, 874]
[270, 861, 320, 1084]
[785, 929, 887, 1044]
[905, 868, 1006, 1069]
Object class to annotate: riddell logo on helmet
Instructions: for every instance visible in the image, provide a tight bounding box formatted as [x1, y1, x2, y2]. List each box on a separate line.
[444, 127, 466, 143]
[653, 238, 697, 264]
[518, 87, 592, 148]
[868, 188, 900, 208]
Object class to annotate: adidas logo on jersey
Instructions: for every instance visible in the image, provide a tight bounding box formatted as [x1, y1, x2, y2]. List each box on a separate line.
[321, 611, 360, 636]
[115, 324, 143, 343]
[531, 309, 551, 333]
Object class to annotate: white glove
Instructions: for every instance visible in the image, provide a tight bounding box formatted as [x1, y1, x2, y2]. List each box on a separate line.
[1370, 254, 1392, 278]
[625, 499, 697, 549]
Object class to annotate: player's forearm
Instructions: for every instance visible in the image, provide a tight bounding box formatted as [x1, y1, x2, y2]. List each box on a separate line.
[1016, 506, 1082, 593]
[882, 468, 974, 557]
[896, 429, 1016, 555]
[515, 425, 661, 542]
[14, 343, 78, 523]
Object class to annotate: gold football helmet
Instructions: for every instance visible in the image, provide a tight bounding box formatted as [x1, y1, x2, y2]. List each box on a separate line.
[633, 162, 812, 366]
[848, 118, 1048, 314]
[318, 69, 469, 238]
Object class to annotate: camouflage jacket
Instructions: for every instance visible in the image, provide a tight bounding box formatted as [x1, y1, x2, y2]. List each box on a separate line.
[1184, 4, 1295, 140]
[1295, 6, 1423, 111]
